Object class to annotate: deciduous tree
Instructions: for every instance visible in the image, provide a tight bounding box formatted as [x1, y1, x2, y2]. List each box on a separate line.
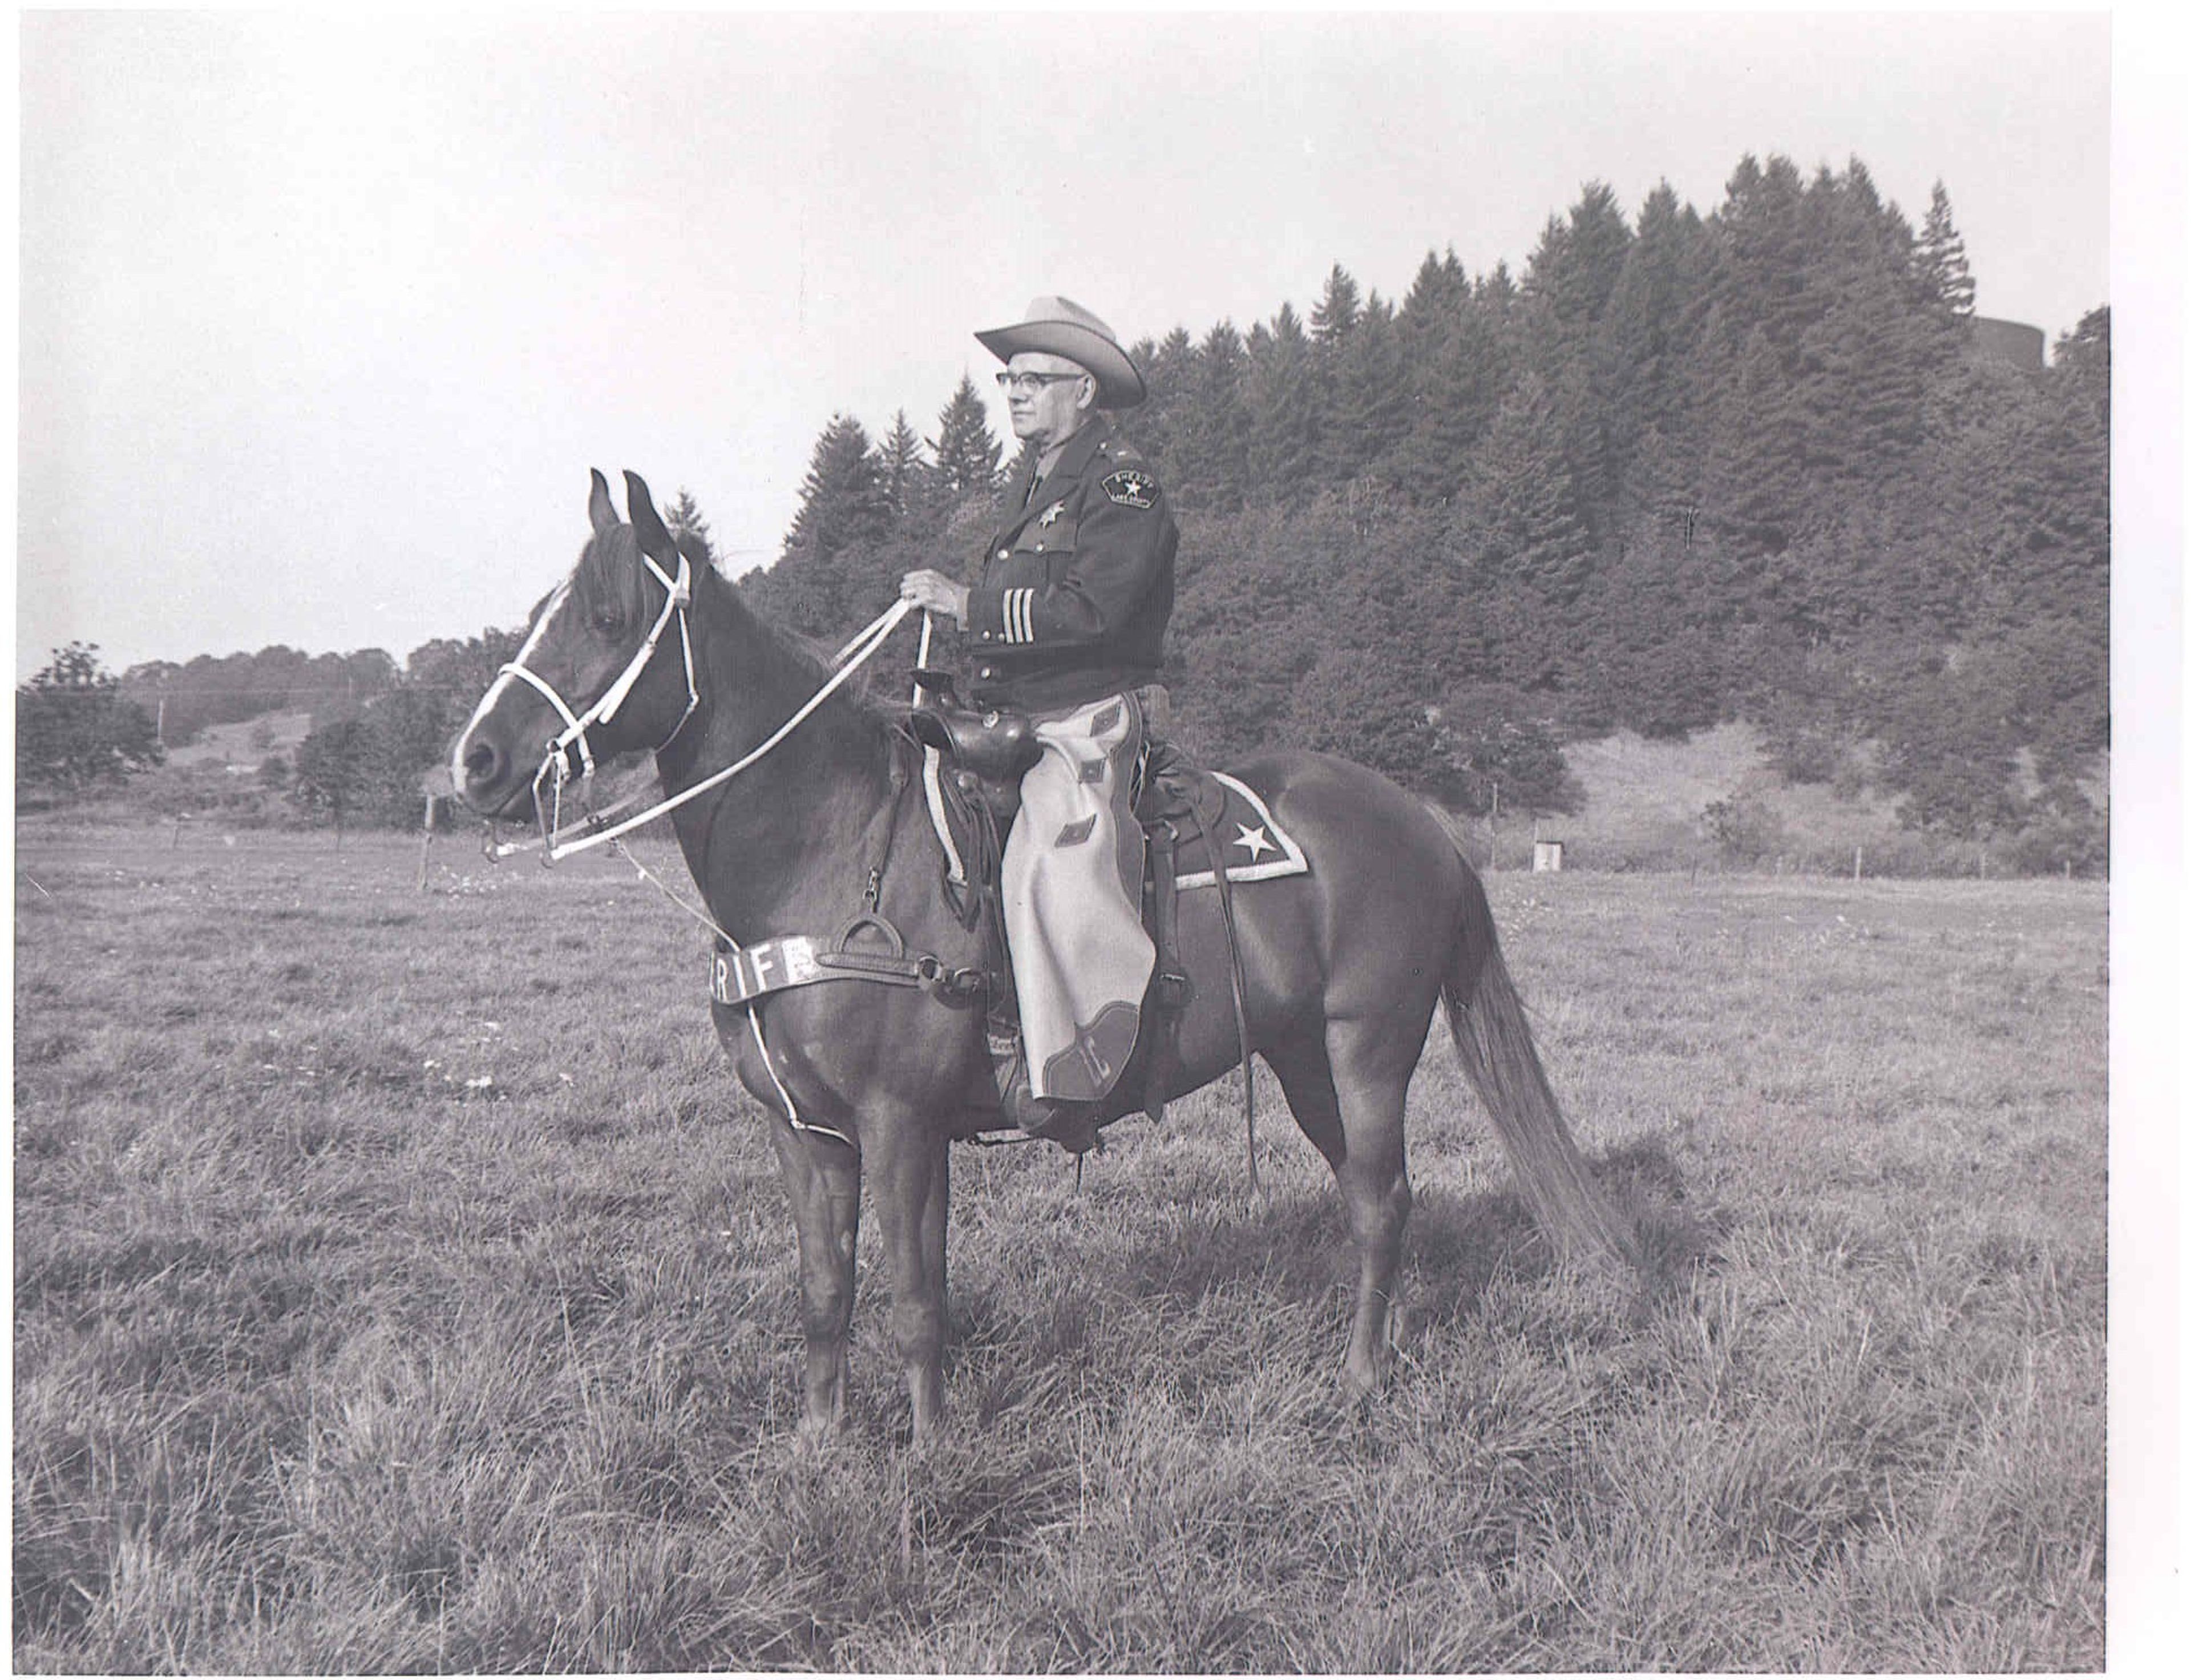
[15, 643, 164, 793]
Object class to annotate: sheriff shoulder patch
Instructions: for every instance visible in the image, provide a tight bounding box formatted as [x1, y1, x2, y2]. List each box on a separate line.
[1101, 468, 1158, 508]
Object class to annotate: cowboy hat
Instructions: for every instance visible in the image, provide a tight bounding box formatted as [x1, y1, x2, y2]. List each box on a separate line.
[974, 295, 1147, 409]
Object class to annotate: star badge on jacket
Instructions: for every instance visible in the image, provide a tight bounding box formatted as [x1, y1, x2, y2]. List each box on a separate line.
[1101, 469, 1157, 509]
[1037, 501, 1066, 526]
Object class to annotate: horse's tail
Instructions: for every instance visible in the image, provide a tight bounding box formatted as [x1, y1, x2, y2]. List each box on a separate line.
[1434, 821, 1640, 1270]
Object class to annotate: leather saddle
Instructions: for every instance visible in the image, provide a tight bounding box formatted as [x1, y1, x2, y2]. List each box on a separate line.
[906, 672, 1245, 1138]
[907, 669, 1041, 802]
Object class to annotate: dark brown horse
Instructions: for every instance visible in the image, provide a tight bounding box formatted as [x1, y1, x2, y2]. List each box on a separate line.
[453, 470, 1636, 1440]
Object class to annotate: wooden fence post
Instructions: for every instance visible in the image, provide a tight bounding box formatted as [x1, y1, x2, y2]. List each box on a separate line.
[1854, 844, 1863, 883]
[417, 794, 437, 890]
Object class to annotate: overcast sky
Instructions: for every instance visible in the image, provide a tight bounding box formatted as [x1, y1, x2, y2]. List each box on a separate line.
[14, 7, 2121, 679]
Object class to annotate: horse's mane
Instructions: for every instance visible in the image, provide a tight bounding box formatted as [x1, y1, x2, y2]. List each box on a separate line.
[721, 570, 896, 719]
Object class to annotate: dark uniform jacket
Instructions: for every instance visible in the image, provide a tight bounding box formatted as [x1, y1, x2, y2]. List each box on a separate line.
[963, 415, 1177, 713]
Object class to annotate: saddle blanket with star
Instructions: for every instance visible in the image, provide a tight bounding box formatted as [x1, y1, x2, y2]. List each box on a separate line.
[1163, 769, 1309, 890]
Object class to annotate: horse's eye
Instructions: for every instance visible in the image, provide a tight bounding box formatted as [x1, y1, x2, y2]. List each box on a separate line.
[592, 604, 626, 634]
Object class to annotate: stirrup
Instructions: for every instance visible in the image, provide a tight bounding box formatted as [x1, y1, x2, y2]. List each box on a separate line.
[991, 1037, 1102, 1156]
[1020, 1098, 1103, 1156]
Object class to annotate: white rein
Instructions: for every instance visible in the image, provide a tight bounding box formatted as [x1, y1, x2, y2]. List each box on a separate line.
[488, 587, 917, 863]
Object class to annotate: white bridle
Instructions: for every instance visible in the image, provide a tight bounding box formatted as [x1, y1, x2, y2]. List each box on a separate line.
[478, 564, 917, 865]
[494, 543, 700, 850]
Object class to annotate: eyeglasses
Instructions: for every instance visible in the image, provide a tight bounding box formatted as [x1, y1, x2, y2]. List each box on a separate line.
[994, 370, 1088, 395]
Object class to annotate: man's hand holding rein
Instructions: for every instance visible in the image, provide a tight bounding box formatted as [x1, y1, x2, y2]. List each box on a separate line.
[900, 568, 970, 624]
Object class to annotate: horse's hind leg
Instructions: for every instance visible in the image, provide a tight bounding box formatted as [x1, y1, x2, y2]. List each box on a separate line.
[1268, 1024, 1415, 1395]
[767, 1118, 862, 1438]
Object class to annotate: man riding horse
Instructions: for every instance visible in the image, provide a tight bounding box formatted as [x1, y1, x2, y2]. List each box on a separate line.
[899, 296, 1178, 1149]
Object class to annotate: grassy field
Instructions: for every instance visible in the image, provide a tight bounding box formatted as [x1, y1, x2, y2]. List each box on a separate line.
[13, 820, 2106, 1671]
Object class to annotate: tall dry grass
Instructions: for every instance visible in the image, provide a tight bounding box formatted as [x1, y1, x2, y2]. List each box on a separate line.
[13, 821, 2105, 1670]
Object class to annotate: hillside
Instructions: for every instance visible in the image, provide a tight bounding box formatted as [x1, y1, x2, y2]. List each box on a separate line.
[1459, 724, 2097, 878]
[160, 709, 314, 770]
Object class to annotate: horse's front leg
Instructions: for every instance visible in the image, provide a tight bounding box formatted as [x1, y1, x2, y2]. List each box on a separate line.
[766, 1116, 862, 1438]
[869, 1116, 951, 1441]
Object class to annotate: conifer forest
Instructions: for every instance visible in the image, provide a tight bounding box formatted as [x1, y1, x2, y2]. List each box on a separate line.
[742, 158, 2109, 873]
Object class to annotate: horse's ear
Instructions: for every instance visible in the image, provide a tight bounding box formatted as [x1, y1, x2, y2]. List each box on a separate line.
[625, 470, 672, 558]
[588, 468, 619, 534]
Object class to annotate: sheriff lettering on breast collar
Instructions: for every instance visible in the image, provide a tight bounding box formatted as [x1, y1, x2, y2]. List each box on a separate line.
[899, 295, 1179, 1149]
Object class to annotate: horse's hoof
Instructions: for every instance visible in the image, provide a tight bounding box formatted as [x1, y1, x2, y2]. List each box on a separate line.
[794, 1413, 848, 1452]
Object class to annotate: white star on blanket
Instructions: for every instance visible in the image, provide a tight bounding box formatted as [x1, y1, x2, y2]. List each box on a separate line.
[1231, 822, 1277, 861]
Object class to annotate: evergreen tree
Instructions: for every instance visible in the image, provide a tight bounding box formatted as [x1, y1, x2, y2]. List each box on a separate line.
[1704, 325, 1812, 560]
[1913, 181, 1978, 319]
[1399, 247, 1469, 328]
[783, 414, 891, 562]
[1526, 183, 1633, 329]
[768, 415, 895, 633]
[1458, 371, 1594, 690]
[1604, 183, 1719, 524]
[1309, 262, 1363, 348]
[1918, 356, 2046, 637]
[1522, 181, 1632, 540]
[877, 410, 930, 524]
[1325, 292, 1409, 485]
[1475, 260, 1519, 313]
[1465, 373, 1594, 600]
[665, 488, 716, 563]
[1131, 326, 1199, 475]
[929, 375, 1002, 502]
[1797, 171, 1934, 506]
[1711, 152, 1815, 358]
[1173, 321, 1251, 512]
[2052, 306, 2109, 429]
[1878, 646, 2023, 839]
[1390, 278, 1509, 506]
[1246, 305, 1319, 503]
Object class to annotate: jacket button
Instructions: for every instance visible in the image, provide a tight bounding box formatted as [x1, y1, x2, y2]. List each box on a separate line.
[979, 666, 995, 679]
[996, 548, 1009, 560]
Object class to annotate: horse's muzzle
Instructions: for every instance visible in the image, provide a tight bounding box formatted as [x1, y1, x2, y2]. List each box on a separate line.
[454, 723, 539, 822]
